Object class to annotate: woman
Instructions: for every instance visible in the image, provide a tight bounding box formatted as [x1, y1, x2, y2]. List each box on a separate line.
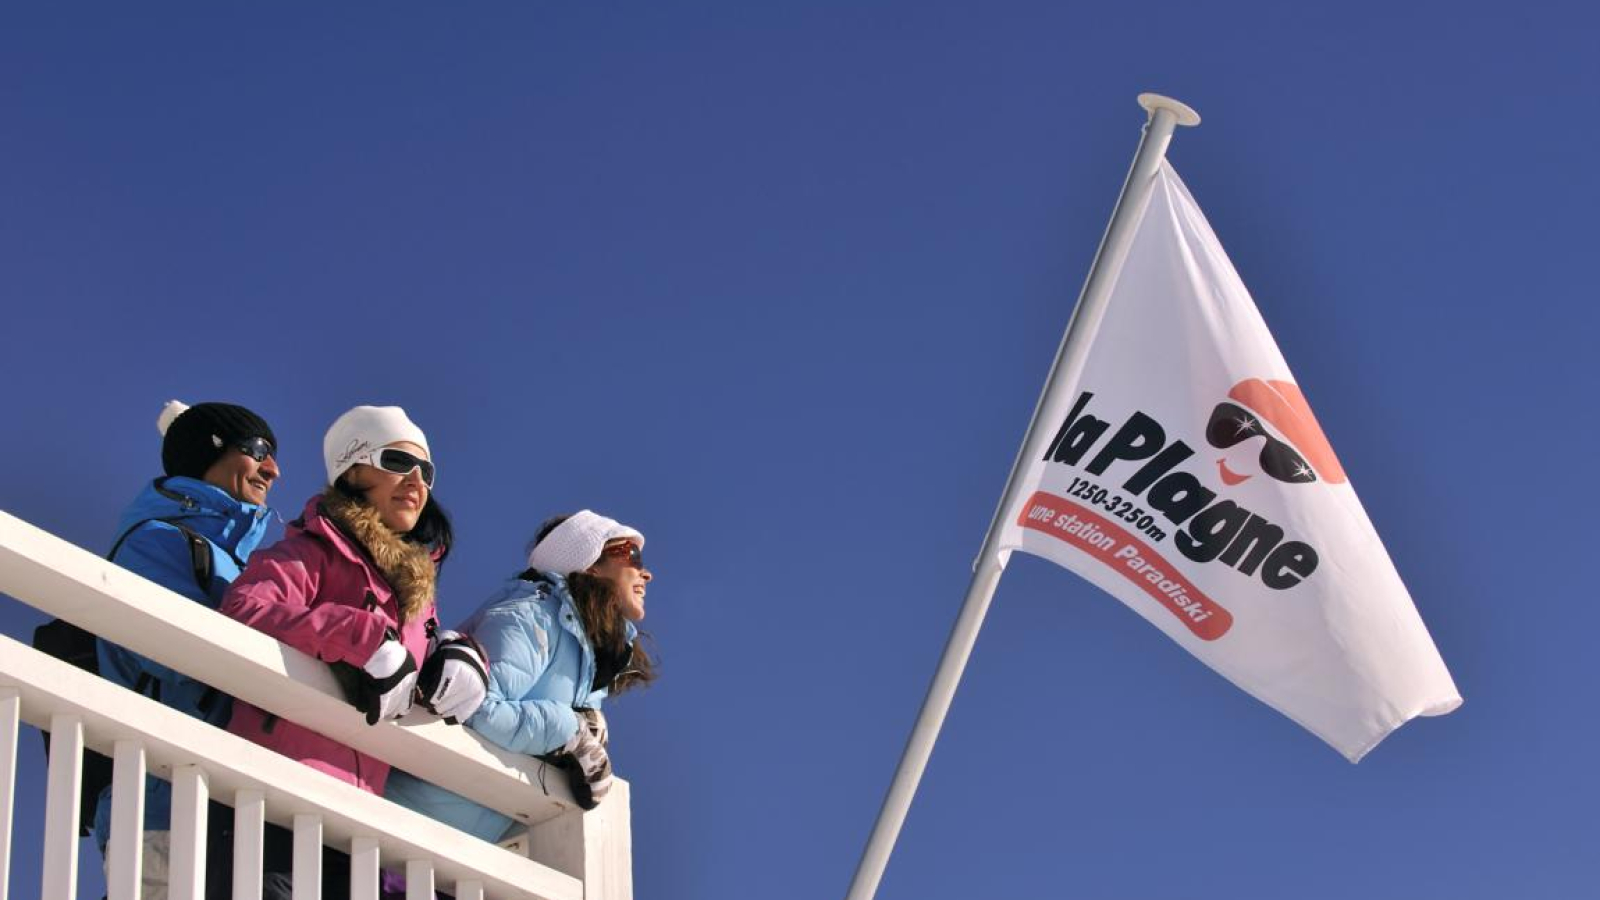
[215, 405, 484, 898]
[385, 509, 656, 842]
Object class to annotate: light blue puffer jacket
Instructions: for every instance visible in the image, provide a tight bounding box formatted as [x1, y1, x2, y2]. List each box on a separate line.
[385, 571, 630, 842]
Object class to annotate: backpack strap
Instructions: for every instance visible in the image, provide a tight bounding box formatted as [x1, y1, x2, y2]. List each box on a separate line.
[108, 517, 238, 595]
[175, 523, 214, 592]
[107, 520, 234, 715]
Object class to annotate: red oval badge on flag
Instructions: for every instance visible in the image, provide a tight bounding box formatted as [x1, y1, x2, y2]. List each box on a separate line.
[1017, 490, 1233, 640]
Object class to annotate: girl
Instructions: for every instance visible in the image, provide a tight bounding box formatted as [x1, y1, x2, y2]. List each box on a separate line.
[385, 509, 656, 841]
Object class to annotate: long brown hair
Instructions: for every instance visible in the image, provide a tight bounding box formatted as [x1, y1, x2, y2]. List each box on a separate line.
[566, 570, 655, 694]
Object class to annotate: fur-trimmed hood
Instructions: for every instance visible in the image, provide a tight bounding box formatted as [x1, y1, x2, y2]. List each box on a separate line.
[313, 488, 437, 624]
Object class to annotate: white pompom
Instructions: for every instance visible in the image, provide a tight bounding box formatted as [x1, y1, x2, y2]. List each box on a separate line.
[157, 400, 190, 436]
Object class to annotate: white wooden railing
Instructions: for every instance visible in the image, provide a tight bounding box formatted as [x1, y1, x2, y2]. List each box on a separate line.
[0, 510, 632, 900]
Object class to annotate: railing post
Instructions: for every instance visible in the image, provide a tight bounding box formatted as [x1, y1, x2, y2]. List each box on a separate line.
[109, 739, 149, 900]
[41, 713, 83, 900]
[170, 765, 210, 900]
[0, 689, 18, 900]
[350, 837, 381, 900]
[234, 789, 266, 900]
[293, 813, 323, 900]
[525, 779, 633, 900]
[405, 860, 435, 900]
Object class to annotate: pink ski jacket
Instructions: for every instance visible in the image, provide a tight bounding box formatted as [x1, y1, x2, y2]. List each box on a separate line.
[220, 491, 437, 794]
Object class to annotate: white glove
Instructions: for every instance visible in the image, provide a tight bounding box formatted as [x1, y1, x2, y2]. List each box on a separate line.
[354, 630, 418, 725]
[416, 630, 489, 723]
[556, 717, 613, 810]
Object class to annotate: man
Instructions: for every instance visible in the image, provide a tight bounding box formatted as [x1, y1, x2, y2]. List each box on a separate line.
[93, 400, 280, 899]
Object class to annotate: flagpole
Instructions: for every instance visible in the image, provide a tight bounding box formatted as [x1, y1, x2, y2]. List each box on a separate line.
[844, 93, 1200, 900]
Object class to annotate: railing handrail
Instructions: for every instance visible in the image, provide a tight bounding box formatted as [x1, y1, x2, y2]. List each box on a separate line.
[0, 635, 582, 900]
[0, 508, 581, 828]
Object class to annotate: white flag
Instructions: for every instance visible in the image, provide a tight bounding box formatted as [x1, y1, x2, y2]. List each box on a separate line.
[997, 161, 1460, 761]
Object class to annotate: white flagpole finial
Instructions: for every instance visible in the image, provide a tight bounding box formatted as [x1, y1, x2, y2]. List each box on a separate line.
[1138, 93, 1201, 127]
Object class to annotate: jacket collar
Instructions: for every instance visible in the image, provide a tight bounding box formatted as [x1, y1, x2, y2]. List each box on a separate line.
[294, 490, 437, 624]
[116, 476, 272, 557]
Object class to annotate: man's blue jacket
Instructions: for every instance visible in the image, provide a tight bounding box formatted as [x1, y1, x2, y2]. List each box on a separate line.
[92, 476, 271, 847]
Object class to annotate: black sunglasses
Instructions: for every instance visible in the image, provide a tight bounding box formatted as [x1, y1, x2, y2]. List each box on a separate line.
[234, 436, 277, 463]
[1204, 402, 1317, 484]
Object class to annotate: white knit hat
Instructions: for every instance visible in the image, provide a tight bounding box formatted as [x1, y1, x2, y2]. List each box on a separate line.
[527, 510, 645, 575]
[323, 405, 431, 484]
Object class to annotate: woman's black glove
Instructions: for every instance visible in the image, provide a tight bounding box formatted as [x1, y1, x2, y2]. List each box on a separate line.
[416, 630, 489, 724]
[345, 628, 418, 725]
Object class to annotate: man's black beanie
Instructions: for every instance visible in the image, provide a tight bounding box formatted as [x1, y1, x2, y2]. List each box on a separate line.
[161, 402, 277, 478]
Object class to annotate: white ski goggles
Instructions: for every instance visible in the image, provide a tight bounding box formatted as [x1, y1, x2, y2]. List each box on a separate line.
[350, 446, 436, 487]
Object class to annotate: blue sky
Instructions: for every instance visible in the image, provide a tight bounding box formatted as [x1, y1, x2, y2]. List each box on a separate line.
[2, 3, 1596, 898]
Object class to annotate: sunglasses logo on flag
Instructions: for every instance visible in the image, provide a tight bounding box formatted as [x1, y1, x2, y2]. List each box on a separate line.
[1207, 379, 1347, 488]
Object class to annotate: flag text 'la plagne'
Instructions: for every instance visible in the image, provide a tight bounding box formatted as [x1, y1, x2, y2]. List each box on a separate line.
[1036, 390, 1321, 593]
